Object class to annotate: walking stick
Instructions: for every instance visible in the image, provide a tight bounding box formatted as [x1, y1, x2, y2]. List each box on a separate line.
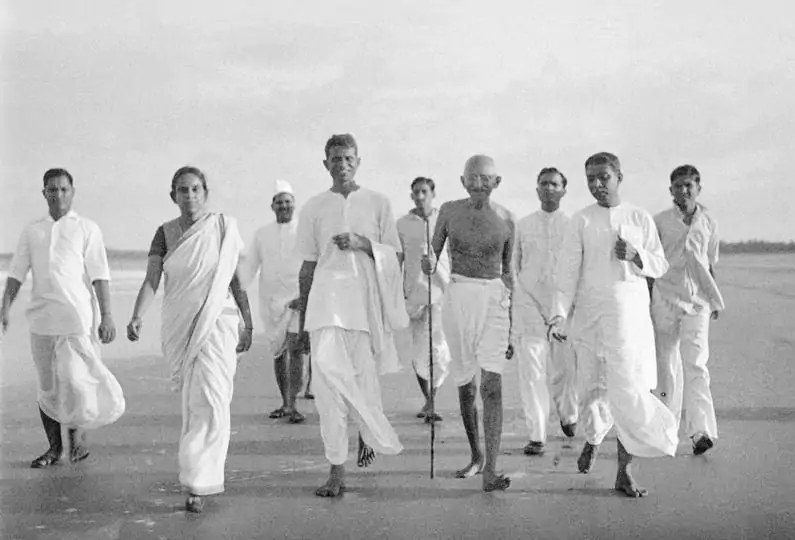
[425, 216, 436, 479]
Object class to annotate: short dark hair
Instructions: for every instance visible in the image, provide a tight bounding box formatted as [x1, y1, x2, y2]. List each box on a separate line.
[171, 166, 209, 197]
[43, 168, 73, 187]
[585, 152, 621, 174]
[670, 164, 701, 184]
[324, 133, 358, 158]
[410, 176, 435, 192]
[537, 167, 568, 188]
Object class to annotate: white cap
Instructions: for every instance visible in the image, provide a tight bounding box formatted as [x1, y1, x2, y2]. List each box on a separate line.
[274, 179, 294, 197]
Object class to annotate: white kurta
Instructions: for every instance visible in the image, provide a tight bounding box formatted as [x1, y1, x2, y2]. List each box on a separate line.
[296, 187, 404, 464]
[513, 209, 578, 442]
[652, 204, 722, 440]
[243, 220, 301, 358]
[159, 213, 243, 495]
[552, 203, 678, 457]
[8, 211, 125, 429]
[395, 210, 450, 387]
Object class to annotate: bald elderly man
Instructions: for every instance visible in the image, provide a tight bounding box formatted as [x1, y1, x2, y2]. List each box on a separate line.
[422, 155, 515, 492]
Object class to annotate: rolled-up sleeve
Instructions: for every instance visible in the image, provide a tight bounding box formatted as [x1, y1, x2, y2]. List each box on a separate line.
[8, 226, 32, 283]
[84, 221, 111, 282]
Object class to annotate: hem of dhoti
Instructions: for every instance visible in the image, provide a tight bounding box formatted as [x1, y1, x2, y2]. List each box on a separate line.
[182, 482, 225, 496]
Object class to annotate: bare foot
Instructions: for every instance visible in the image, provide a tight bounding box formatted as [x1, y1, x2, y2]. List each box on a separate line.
[482, 471, 511, 492]
[615, 471, 648, 498]
[357, 438, 376, 468]
[578, 442, 599, 474]
[316, 465, 346, 497]
[454, 460, 483, 479]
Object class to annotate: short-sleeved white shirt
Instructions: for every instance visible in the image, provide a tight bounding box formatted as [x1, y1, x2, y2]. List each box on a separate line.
[295, 187, 401, 332]
[8, 211, 111, 335]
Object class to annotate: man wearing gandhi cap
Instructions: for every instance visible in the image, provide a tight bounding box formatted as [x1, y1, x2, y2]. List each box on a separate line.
[241, 180, 306, 423]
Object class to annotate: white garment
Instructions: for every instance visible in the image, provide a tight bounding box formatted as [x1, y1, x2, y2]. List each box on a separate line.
[310, 328, 403, 465]
[651, 289, 717, 440]
[653, 204, 724, 314]
[397, 210, 450, 313]
[443, 274, 510, 386]
[396, 210, 451, 386]
[159, 213, 243, 495]
[652, 204, 721, 442]
[296, 187, 405, 464]
[515, 334, 577, 442]
[394, 304, 450, 387]
[31, 333, 125, 429]
[243, 220, 301, 358]
[8, 211, 111, 335]
[552, 203, 678, 457]
[514, 209, 578, 442]
[296, 188, 402, 333]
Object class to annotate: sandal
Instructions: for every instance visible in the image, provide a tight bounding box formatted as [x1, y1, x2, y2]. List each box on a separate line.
[268, 408, 287, 419]
[31, 451, 62, 469]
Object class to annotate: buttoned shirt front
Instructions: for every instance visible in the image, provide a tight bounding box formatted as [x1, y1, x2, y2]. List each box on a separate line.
[653, 204, 724, 313]
[8, 211, 111, 335]
[246, 220, 301, 306]
[296, 187, 402, 332]
[515, 209, 570, 319]
[397, 209, 450, 313]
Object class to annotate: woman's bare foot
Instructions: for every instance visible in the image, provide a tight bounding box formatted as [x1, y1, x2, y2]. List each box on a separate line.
[316, 464, 346, 497]
[482, 471, 511, 492]
[357, 437, 376, 468]
[577, 442, 599, 473]
[454, 459, 483, 479]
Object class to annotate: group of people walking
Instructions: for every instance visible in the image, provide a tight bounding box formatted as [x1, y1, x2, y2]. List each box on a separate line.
[1, 132, 724, 512]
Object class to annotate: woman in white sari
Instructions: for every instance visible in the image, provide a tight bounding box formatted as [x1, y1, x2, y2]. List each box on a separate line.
[126, 166, 253, 513]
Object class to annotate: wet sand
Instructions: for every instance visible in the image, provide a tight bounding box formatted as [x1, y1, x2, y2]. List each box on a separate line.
[2, 254, 795, 539]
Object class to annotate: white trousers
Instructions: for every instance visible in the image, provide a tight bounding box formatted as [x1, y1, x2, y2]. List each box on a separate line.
[395, 304, 450, 388]
[515, 324, 578, 443]
[310, 327, 402, 465]
[652, 290, 718, 440]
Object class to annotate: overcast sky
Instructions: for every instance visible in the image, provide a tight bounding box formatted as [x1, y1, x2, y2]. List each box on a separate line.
[2, 0, 793, 252]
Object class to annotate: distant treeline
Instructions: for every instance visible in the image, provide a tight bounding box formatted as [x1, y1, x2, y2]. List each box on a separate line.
[720, 241, 795, 254]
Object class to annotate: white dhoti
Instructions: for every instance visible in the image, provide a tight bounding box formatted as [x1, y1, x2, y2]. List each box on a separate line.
[310, 327, 403, 465]
[31, 332, 125, 430]
[514, 303, 578, 443]
[394, 304, 450, 388]
[574, 285, 679, 458]
[442, 275, 510, 386]
[178, 310, 239, 495]
[263, 298, 301, 360]
[651, 289, 717, 440]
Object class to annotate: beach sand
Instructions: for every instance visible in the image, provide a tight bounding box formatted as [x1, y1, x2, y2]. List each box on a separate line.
[1, 254, 794, 539]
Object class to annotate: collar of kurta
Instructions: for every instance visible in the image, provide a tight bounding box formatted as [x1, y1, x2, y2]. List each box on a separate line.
[672, 202, 705, 221]
[45, 210, 78, 222]
[406, 208, 437, 220]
